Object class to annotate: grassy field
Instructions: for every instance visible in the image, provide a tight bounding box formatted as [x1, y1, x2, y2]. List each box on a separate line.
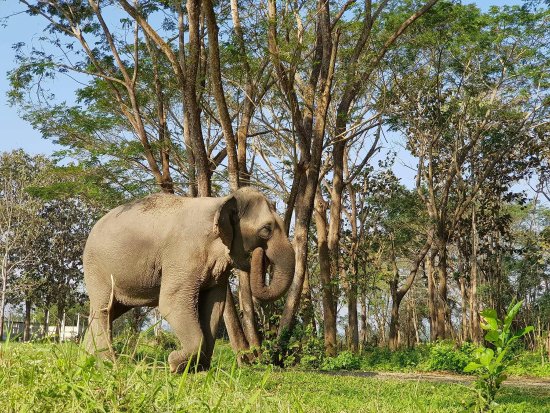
[1, 339, 549, 412]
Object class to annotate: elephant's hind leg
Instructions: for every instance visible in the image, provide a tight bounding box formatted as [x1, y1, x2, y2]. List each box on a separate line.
[84, 303, 115, 359]
[84, 299, 132, 359]
[159, 281, 205, 373]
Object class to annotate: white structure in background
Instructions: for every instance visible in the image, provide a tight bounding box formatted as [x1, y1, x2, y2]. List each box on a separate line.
[1, 313, 86, 341]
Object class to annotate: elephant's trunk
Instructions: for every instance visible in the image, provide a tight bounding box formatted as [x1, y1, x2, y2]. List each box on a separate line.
[249, 245, 294, 302]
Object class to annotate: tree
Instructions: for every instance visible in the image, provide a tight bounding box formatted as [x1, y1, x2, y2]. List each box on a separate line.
[263, 0, 439, 354]
[32, 198, 97, 339]
[0, 151, 47, 340]
[386, 2, 549, 339]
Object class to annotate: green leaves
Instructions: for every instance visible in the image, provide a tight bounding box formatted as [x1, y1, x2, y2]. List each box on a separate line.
[480, 309, 498, 331]
[464, 300, 533, 412]
[463, 361, 482, 373]
[479, 348, 494, 369]
[483, 330, 500, 346]
[504, 301, 523, 332]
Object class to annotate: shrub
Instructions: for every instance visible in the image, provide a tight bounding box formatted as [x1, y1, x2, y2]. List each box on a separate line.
[464, 300, 533, 412]
[298, 332, 325, 369]
[427, 340, 473, 373]
[321, 351, 361, 371]
[507, 351, 550, 377]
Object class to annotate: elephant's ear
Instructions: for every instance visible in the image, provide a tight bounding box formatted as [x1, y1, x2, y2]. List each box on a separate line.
[213, 195, 237, 249]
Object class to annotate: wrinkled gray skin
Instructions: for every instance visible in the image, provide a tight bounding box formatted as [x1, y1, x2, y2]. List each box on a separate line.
[83, 187, 295, 373]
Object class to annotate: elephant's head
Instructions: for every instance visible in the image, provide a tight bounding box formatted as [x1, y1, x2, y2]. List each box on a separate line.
[214, 187, 295, 302]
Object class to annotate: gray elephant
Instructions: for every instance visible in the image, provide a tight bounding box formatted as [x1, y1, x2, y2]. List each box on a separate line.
[83, 187, 295, 372]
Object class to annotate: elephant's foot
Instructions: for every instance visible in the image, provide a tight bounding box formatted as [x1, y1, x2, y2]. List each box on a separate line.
[168, 350, 210, 373]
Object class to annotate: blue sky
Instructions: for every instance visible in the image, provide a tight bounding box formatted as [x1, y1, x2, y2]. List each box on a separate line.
[0, 0, 526, 174]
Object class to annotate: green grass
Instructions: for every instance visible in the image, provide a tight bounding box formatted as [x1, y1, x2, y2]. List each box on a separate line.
[1, 339, 549, 412]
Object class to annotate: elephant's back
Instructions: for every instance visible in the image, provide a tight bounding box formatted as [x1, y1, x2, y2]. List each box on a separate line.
[86, 194, 187, 248]
[84, 193, 218, 263]
[84, 194, 191, 292]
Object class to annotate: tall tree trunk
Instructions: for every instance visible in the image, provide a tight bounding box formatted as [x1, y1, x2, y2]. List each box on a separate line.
[459, 274, 468, 343]
[346, 267, 359, 353]
[388, 289, 402, 350]
[469, 207, 481, 343]
[182, 113, 198, 197]
[435, 237, 449, 340]
[300, 269, 317, 334]
[412, 299, 420, 346]
[271, 0, 335, 345]
[360, 292, 368, 350]
[457, 252, 469, 343]
[469, 205, 480, 343]
[43, 307, 49, 339]
[56, 303, 65, 342]
[24, 299, 31, 342]
[426, 251, 437, 341]
[314, 191, 337, 356]
[0, 254, 7, 342]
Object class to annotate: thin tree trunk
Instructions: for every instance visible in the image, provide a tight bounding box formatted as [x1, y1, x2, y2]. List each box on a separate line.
[412, 300, 420, 345]
[388, 292, 401, 350]
[360, 292, 368, 350]
[300, 269, 317, 333]
[347, 268, 359, 353]
[0, 255, 7, 341]
[271, 0, 336, 345]
[153, 308, 162, 337]
[24, 299, 31, 342]
[56, 303, 65, 342]
[43, 307, 49, 339]
[314, 191, 337, 356]
[203, 0, 240, 191]
[459, 274, 468, 344]
[470, 206, 480, 343]
[435, 237, 449, 340]
[426, 251, 437, 341]
[457, 251, 468, 343]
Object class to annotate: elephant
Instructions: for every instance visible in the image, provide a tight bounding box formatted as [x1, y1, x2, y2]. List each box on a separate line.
[82, 187, 295, 372]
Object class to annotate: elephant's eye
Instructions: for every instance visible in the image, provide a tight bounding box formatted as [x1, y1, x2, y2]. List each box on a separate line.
[259, 224, 273, 239]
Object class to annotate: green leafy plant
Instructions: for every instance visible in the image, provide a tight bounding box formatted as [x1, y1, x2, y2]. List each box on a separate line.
[427, 340, 474, 373]
[463, 300, 533, 412]
[320, 351, 361, 371]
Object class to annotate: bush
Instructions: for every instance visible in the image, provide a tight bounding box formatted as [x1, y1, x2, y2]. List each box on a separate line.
[321, 351, 361, 371]
[391, 347, 425, 369]
[256, 324, 325, 368]
[507, 351, 550, 377]
[298, 332, 325, 369]
[426, 340, 474, 373]
[357, 345, 430, 372]
[464, 301, 534, 412]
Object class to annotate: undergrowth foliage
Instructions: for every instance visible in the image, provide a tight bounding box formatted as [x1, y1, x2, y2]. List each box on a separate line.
[463, 300, 534, 412]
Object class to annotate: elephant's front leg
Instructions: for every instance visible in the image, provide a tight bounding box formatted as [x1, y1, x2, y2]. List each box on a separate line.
[198, 283, 228, 369]
[159, 278, 204, 373]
